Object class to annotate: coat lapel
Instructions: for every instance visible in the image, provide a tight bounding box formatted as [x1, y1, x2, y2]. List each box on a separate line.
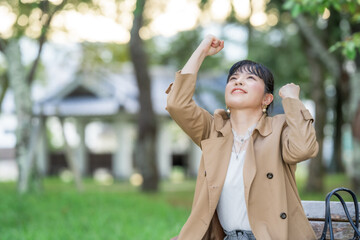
[202, 133, 232, 186]
[201, 134, 233, 213]
[244, 114, 272, 205]
[243, 133, 257, 205]
[201, 111, 233, 213]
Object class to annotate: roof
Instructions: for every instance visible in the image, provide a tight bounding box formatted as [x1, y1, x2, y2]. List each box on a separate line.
[33, 64, 226, 117]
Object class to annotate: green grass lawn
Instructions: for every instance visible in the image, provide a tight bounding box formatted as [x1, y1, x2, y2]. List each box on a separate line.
[296, 168, 354, 201]
[0, 174, 352, 240]
[0, 179, 194, 240]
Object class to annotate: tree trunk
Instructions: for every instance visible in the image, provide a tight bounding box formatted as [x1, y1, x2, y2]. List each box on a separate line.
[304, 45, 326, 192]
[329, 69, 348, 173]
[352, 100, 360, 194]
[129, 0, 159, 192]
[4, 39, 35, 194]
[331, 82, 344, 172]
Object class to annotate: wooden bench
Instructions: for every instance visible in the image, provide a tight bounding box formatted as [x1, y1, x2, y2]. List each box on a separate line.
[302, 200, 360, 239]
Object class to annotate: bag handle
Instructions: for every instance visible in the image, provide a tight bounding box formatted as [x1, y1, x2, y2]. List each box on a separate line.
[319, 187, 360, 240]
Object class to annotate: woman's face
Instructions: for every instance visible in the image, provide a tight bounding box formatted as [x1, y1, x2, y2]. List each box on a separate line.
[225, 71, 269, 111]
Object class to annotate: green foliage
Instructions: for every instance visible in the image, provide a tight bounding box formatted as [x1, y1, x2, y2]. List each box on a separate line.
[153, 29, 226, 72]
[248, 28, 311, 98]
[0, 0, 96, 40]
[283, 0, 360, 60]
[79, 42, 129, 72]
[283, 0, 360, 17]
[152, 30, 202, 69]
[329, 32, 360, 60]
[283, 1, 304, 17]
[0, 179, 192, 240]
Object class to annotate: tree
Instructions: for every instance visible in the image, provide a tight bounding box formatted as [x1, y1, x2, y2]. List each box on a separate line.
[284, 0, 360, 60]
[284, 0, 360, 193]
[0, 0, 94, 193]
[0, 0, 69, 193]
[129, 0, 159, 192]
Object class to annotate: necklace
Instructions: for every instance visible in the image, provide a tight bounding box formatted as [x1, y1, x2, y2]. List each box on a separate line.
[232, 124, 256, 160]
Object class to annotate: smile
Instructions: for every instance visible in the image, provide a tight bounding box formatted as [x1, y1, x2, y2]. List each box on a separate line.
[231, 88, 247, 94]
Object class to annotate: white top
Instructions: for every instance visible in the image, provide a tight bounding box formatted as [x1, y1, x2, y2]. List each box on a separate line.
[217, 125, 256, 231]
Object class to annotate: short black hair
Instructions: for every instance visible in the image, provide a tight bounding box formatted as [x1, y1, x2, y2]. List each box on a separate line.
[227, 60, 274, 111]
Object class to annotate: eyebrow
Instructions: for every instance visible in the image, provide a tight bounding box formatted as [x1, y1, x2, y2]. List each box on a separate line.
[231, 72, 257, 77]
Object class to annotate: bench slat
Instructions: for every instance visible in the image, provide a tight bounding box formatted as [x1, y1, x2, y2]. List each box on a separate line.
[309, 221, 360, 240]
[302, 201, 360, 222]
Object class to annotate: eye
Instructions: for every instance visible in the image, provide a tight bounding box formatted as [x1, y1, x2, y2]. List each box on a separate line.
[229, 77, 236, 81]
[247, 76, 256, 80]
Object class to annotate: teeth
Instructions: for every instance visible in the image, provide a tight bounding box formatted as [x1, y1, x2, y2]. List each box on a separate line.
[233, 90, 243, 93]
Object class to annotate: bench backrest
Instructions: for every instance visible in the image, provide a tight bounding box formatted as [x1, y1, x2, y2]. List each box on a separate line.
[302, 200, 360, 239]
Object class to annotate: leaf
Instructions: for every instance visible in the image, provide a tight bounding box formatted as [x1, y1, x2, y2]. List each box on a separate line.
[329, 42, 341, 52]
[353, 33, 360, 45]
[344, 49, 356, 60]
[200, 0, 208, 9]
[291, 4, 303, 17]
[283, 0, 295, 10]
[352, 13, 360, 23]
[344, 41, 357, 60]
[332, 1, 342, 11]
[348, 1, 356, 14]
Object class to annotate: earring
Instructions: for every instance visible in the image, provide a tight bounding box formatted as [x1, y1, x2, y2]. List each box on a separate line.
[226, 106, 231, 114]
[262, 105, 267, 114]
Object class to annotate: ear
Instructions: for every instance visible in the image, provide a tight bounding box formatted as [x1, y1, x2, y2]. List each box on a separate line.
[263, 93, 273, 106]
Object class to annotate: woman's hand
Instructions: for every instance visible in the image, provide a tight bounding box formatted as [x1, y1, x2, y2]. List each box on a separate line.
[181, 34, 224, 74]
[199, 34, 224, 56]
[279, 83, 300, 100]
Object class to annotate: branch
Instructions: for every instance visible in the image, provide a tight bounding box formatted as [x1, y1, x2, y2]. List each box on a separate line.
[0, 73, 9, 113]
[27, 0, 68, 84]
[0, 39, 6, 53]
[295, 14, 341, 79]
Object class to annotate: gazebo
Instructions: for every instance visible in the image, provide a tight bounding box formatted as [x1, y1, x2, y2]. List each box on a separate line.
[33, 66, 225, 180]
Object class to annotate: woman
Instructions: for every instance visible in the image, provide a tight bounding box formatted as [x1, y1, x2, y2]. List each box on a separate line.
[166, 35, 318, 240]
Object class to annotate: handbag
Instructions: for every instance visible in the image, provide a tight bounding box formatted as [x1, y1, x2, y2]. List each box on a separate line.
[319, 187, 360, 240]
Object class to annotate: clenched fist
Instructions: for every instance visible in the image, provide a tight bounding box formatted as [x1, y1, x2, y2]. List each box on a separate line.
[199, 34, 224, 57]
[279, 83, 300, 100]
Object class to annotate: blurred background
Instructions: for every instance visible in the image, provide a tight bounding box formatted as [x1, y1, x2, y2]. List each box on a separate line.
[0, 0, 359, 239]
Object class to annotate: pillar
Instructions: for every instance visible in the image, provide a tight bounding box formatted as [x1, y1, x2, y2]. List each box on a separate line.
[188, 140, 202, 177]
[75, 119, 87, 176]
[156, 120, 172, 179]
[36, 116, 48, 176]
[113, 118, 134, 180]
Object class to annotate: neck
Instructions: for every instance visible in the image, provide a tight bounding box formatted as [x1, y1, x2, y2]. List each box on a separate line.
[230, 108, 263, 135]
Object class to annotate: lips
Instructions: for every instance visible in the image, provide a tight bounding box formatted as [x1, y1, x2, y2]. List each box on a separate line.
[231, 88, 247, 94]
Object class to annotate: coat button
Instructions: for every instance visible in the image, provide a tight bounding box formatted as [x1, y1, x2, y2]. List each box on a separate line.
[280, 212, 287, 219]
[266, 173, 273, 179]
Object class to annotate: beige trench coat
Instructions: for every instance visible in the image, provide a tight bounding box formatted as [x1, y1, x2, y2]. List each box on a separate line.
[166, 72, 319, 240]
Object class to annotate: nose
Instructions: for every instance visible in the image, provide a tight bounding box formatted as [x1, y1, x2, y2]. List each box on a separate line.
[235, 78, 243, 86]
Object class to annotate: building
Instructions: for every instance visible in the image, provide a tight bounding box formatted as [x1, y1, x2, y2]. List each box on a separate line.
[0, 63, 227, 181]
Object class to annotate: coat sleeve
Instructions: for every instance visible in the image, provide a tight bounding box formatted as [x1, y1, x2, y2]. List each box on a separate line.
[281, 98, 319, 164]
[166, 71, 213, 147]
